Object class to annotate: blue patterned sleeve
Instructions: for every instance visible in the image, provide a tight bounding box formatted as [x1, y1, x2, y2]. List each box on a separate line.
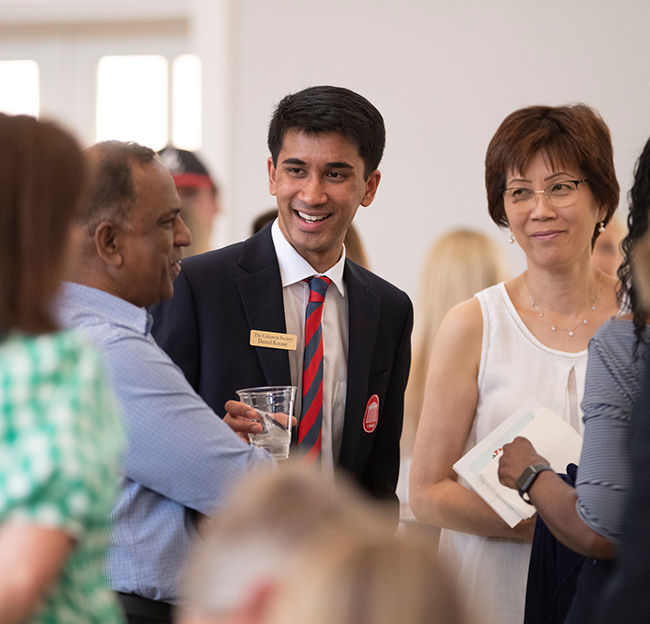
[577, 319, 648, 544]
[102, 331, 273, 516]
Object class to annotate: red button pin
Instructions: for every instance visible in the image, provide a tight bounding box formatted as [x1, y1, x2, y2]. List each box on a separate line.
[363, 394, 379, 433]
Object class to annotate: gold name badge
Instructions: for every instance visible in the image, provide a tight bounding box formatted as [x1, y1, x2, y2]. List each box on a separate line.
[250, 330, 297, 351]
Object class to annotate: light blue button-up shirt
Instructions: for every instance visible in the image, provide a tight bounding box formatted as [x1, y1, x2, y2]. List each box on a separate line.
[55, 282, 272, 604]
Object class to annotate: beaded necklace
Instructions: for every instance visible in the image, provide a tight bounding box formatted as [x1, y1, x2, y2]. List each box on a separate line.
[524, 271, 602, 337]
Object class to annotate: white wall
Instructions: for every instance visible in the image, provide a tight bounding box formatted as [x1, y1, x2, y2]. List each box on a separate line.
[225, 0, 650, 300]
[3, 0, 650, 303]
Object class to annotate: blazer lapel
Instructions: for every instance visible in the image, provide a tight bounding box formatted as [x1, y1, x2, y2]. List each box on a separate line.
[235, 228, 292, 386]
[339, 261, 381, 466]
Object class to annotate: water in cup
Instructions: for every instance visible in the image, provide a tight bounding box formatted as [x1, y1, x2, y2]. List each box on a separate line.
[236, 386, 297, 460]
[249, 410, 291, 459]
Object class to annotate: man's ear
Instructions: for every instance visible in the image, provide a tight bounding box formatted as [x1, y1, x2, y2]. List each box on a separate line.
[94, 221, 124, 267]
[268, 157, 278, 196]
[360, 170, 381, 207]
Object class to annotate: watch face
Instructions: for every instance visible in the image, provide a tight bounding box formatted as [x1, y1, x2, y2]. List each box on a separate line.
[516, 466, 535, 496]
[516, 464, 551, 503]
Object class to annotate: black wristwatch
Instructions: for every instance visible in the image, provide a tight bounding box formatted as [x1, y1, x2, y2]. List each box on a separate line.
[516, 464, 553, 504]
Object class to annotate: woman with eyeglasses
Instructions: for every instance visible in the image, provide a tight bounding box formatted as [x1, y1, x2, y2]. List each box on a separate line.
[410, 104, 620, 624]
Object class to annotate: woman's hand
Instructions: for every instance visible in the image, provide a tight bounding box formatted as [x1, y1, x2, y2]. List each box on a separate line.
[499, 454, 618, 559]
[513, 515, 537, 542]
[498, 437, 550, 489]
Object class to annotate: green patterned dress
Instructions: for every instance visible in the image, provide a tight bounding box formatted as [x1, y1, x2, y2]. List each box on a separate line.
[0, 331, 124, 624]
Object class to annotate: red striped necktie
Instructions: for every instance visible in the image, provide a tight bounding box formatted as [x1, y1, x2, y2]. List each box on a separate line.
[298, 275, 332, 464]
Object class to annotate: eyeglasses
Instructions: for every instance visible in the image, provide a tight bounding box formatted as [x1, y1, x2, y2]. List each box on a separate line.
[502, 179, 589, 211]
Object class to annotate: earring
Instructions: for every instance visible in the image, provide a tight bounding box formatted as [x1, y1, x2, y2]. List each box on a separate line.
[508, 229, 515, 244]
[599, 221, 606, 233]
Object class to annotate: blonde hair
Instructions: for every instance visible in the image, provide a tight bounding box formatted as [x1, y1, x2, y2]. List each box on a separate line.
[403, 230, 510, 451]
[265, 525, 466, 624]
[183, 464, 390, 619]
[344, 223, 371, 269]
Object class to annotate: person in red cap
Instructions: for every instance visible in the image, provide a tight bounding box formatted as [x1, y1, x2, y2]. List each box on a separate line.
[159, 146, 221, 257]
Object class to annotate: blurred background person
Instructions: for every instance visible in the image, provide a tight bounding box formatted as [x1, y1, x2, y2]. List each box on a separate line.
[0, 114, 124, 623]
[251, 208, 371, 269]
[410, 104, 620, 624]
[592, 212, 625, 278]
[159, 146, 221, 258]
[250, 208, 278, 235]
[177, 464, 390, 624]
[399, 230, 510, 522]
[264, 524, 467, 624]
[340, 221, 371, 270]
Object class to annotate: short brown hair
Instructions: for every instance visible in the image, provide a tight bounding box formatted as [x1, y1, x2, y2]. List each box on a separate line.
[81, 140, 156, 230]
[485, 104, 619, 240]
[0, 114, 86, 335]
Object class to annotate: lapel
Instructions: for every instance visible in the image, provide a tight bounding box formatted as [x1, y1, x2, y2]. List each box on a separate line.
[235, 227, 292, 386]
[340, 260, 381, 464]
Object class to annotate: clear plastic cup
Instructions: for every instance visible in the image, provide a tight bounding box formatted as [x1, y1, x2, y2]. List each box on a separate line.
[236, 386, 297, 460]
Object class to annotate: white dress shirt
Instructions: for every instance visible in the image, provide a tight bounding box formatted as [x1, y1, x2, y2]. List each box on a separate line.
[271, 219, 348, 477]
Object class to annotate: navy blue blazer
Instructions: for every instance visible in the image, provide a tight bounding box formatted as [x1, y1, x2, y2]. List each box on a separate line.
[150, 226, 413, 504]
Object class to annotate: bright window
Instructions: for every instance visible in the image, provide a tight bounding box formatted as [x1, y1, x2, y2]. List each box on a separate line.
[172, 54, 202, 151]
[0, 60, 39, 117]
[96, 55, 168, 150]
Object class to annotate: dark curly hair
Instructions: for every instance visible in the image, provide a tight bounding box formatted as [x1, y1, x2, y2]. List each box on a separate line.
[618, 136, 650, 340]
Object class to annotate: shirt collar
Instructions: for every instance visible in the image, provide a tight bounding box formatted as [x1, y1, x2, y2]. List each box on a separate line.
[271, 219, 346, 296]
[56, 282, 154, 335]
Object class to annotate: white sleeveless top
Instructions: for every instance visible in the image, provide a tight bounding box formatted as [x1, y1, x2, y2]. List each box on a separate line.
[439, 283, 588, 624]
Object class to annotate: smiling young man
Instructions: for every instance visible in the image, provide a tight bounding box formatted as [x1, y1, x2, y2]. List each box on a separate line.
[151, 86, 413, 507]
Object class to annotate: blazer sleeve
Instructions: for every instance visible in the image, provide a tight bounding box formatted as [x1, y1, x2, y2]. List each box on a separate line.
[150, 267, 202, 392]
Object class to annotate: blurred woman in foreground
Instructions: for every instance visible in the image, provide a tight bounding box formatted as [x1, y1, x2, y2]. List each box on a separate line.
[0, 114, 124, 624]
[410, 104, 620, 624]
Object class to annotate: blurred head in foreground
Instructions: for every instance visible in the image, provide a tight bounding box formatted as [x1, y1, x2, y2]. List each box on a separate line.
[159, 146, 220, 258]
[178, 465, 463, 624]
[264, 524, 464, 624]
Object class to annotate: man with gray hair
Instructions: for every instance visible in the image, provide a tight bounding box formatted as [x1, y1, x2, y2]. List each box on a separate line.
[56, 141, 272, 624]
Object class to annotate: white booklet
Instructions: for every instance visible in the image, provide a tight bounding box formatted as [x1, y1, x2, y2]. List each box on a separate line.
[453, 398, 583, 528]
